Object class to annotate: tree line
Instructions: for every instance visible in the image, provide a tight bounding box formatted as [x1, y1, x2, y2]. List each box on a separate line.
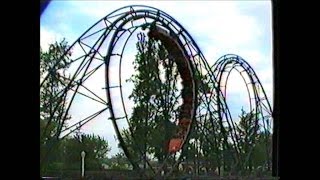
[121, 32, 272, 176]
[40, 36, 271, 177]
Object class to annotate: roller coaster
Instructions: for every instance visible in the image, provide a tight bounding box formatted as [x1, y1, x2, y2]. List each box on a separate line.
[40, 5, 277, 179]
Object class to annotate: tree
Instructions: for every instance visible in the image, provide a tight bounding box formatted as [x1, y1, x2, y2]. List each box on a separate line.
[195, 115, 223, 174]
[251, 131, 271, 170]
[40, 39, 72, 174]
[123, 33, 181, 168]
[63, 133, 111, 171]
[105, 152, 132, 170]
[235, 109, 272, 174]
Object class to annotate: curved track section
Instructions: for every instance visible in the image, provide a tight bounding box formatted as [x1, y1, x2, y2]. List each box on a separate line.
[212, 54, 273, 172]
[99, 5, 228, 177]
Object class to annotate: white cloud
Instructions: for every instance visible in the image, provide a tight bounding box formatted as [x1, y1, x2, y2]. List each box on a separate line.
[255, 66, 273, 84]
[40, 27, 63, 51]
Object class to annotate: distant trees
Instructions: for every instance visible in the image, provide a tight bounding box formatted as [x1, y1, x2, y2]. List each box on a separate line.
[61, 133, 111, 171]
[104, 152, 132, 170]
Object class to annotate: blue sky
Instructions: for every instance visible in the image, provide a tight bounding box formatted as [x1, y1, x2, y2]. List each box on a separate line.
[40, 1, 272, 157]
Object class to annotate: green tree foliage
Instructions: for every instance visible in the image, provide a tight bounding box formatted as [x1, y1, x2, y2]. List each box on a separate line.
[195, 116, 223, 173]
[184, 109, 272, 176]
[236, 109, 259, 171]
[251, 131, 271, 170]
[235, 109, 271, 174]
[40, 39, 72, 174]
[105, 152, 132, 170]
[62, 133, 111, 171]
[123, 34, 180, 166]
[41, 133, 110, 172]
[40, 39, 72, 131]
